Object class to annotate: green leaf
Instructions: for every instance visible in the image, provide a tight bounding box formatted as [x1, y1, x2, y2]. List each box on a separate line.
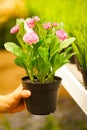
[16, 21, 26, 48]
[38, 47, 49, 61]
[51, 53, 63, 72]
[28, 57, 38, 71]
[14, 57, 29, 75]
[37, 60, 51, 83]
[49, 36, 60, 60]
[58, 37, 76, 52]
[16, 18, 23, 25]
[14, 57, 26, 68]
[4, 42, 24, 57]
[51, 46, 75, 72]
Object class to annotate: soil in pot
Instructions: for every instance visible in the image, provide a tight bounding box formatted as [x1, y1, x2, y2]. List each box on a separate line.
[22, 76, 62, 115]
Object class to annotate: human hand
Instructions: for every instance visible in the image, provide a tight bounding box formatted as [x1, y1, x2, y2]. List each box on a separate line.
[0, 85, 31, 113]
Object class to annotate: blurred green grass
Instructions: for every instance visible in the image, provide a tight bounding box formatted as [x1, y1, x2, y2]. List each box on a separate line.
[0, 0, 87, 49]
[26, 0, 87, 24]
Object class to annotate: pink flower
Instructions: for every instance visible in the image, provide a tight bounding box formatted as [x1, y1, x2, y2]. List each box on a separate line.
[43, 22, 51, 29]
[34, 16, 40, 22]
[52, 22, 58, 27]
[56, 30, 68, 41]
[23, 31, 39, 44]
[10, 25, 19, 34]
[26, 18, 35, 28]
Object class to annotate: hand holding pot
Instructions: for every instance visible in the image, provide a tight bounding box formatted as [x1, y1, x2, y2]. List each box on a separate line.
[0, 85, 31, 113]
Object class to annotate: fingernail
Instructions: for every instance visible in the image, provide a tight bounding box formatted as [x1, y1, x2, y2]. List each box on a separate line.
[26, 90, 31, 97]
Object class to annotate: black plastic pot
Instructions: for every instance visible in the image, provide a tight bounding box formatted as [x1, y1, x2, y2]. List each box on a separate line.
[80, 66, 87, 89]
[22, 76, 62, 115]
[74, 56, 80, 70]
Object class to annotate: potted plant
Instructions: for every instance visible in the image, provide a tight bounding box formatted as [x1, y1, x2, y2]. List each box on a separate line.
[4, 16, 75, 115]
[72, 24, 87, 89]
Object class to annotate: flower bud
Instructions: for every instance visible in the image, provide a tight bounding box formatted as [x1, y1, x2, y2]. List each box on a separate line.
[10, 25, 19, 34]
[26, 18, 35, 28]
[34, 16, 40, 22]
[56, 30, 68, 41]
[23, 31, 39, 44]
[43, 22, 51, 29]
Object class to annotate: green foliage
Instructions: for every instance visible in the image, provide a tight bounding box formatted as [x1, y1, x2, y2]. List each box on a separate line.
[4, 17, 75, 83]
[72, 24, 87, 68]
[25, 0, 87, 25]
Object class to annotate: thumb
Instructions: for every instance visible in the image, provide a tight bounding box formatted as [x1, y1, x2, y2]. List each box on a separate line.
[12, 85, 31, 99]
[19, 90, 31, 98]
[13, 90, 31, 100]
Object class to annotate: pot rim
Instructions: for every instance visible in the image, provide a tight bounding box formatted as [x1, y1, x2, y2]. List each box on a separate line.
[22, 75, 62, 91]
[22, 75, 62, 85]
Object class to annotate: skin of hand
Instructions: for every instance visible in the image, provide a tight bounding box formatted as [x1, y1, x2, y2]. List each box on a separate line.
[0, 85, 31, 113]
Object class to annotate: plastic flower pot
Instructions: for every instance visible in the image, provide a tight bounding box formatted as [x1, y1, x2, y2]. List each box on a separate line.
[22, 76, 62, 115]
[80, 66, 87, 89]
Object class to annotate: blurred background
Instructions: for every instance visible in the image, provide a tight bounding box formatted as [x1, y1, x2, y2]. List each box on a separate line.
[0, 0, 87, 129]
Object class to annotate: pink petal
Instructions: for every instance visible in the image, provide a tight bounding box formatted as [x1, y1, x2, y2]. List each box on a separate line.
[34, 16, 40, 22]
[43, 22, 51, 29]
[10, 25, 19, 34]
[26, 18, 35, 28]
[56, 30, 68, 41]
[23, 31, 39, 44]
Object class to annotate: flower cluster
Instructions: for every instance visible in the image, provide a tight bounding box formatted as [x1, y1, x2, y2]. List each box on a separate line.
[10, 16, 68, 43]
[5, 16, 75, 83]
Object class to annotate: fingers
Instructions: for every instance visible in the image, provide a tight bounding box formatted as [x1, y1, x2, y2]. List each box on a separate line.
[20, 90, 31, 98]
[18, 84, 31, 98]
[12, 84, 31, 100]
